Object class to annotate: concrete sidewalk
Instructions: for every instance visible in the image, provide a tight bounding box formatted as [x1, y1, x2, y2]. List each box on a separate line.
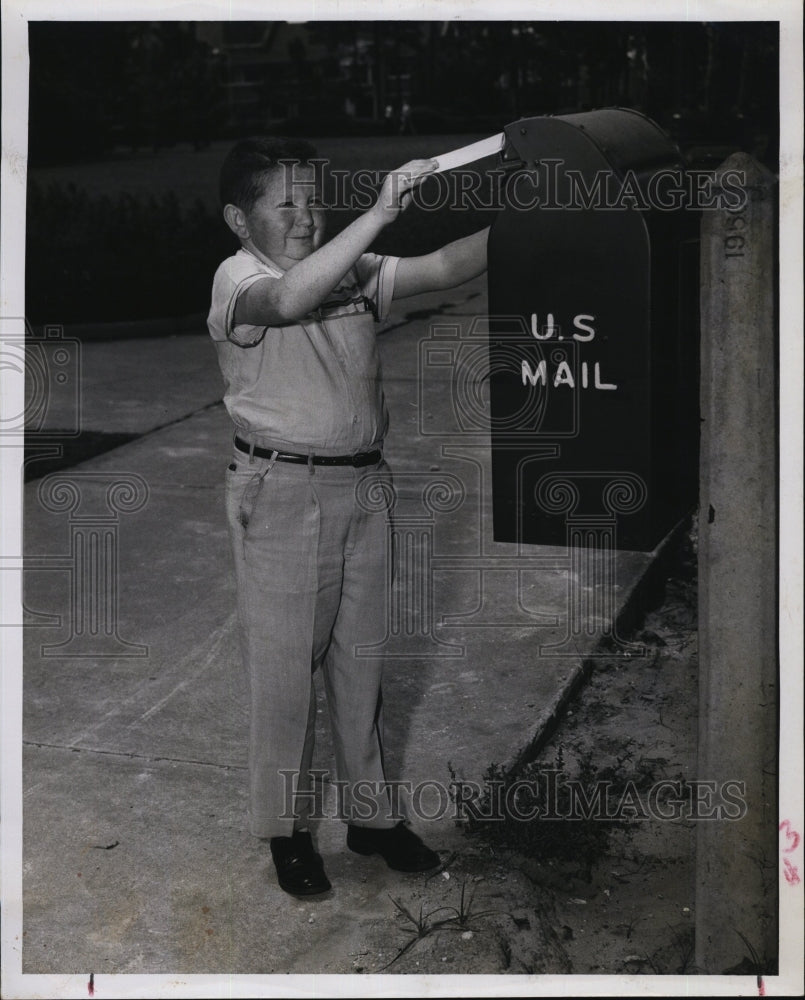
[19, 276, 666, 976]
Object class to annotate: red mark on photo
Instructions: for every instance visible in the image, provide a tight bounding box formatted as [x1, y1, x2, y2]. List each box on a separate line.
[779, 819, 800, 852]
[782, 857, 800, 886]
[88, 972, 94, 996]
[779, 820, 802, 886]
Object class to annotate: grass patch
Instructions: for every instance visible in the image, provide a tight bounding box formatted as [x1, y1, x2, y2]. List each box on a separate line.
[449, 745, 640, 881]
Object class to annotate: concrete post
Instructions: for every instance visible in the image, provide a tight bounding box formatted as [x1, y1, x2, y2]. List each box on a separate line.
[696, 153, 778, 973]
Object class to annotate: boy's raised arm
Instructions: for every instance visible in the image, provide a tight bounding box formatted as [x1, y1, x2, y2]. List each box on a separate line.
[392, 227, 489, 301]
[233, 159, 436, 327]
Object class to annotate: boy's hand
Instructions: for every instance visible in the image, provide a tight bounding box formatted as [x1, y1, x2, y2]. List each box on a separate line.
[374, 159, 437, 222]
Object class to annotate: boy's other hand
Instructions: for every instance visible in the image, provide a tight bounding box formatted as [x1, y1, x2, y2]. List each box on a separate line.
[374, 159, 437, 222]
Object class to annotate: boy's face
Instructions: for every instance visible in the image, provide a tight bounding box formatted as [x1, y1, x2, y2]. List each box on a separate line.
[243, 164, 325, 268]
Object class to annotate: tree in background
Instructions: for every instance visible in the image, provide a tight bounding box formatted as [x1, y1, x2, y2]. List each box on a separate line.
[28, 22, 223, 164]
[28, 20, 777, 166]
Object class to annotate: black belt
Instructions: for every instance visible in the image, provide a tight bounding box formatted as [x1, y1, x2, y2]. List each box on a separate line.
[235, 436, 382, 468]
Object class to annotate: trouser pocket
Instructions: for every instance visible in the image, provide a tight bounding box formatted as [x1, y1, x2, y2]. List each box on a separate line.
[239, 470, 270, 529]
[226, 459, 273, 532]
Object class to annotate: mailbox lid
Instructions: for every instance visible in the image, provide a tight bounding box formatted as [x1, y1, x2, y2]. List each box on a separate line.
[502, 107, 685, 179]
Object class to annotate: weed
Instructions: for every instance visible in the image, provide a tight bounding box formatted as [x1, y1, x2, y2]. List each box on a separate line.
[378, 895, 454, 970]
[644, 925, 700, 975]
[454, 749, 629, 878]
[728, 929, 778, 976]
[440, 880, 507, 928]
[378, 881, 512, 971]
[641, 951, 662, 974]
[450, 684, 674, 879]
[618, 914, 644, 940]
[669, 924, 695, 974]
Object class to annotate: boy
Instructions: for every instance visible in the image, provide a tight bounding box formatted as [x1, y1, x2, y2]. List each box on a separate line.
[207, 136, 488, 896]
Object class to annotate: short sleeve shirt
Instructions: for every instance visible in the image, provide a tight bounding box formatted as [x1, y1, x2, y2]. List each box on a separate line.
[208, 247, 399, 455]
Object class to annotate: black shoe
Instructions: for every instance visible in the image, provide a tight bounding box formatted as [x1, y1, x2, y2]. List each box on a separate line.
[346, 821, 440, 872]
[270, 830, 331, 896]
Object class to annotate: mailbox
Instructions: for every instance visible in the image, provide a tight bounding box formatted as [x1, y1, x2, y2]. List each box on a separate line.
[487, 108, 700, 551]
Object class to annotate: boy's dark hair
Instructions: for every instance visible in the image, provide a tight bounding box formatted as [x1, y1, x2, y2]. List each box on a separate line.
[219, 136, 320, 212]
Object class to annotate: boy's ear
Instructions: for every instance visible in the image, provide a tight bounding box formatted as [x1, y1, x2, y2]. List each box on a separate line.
[223, 203, 249, 239]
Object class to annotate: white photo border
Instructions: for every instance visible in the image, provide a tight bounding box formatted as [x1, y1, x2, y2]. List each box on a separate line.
[2, 1, 802, 997]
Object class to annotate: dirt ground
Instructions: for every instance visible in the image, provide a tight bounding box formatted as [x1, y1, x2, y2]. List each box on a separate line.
[342, 523, 699, 977]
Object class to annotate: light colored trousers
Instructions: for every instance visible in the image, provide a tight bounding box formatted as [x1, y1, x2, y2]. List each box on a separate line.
[225, 447, 398, 838]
